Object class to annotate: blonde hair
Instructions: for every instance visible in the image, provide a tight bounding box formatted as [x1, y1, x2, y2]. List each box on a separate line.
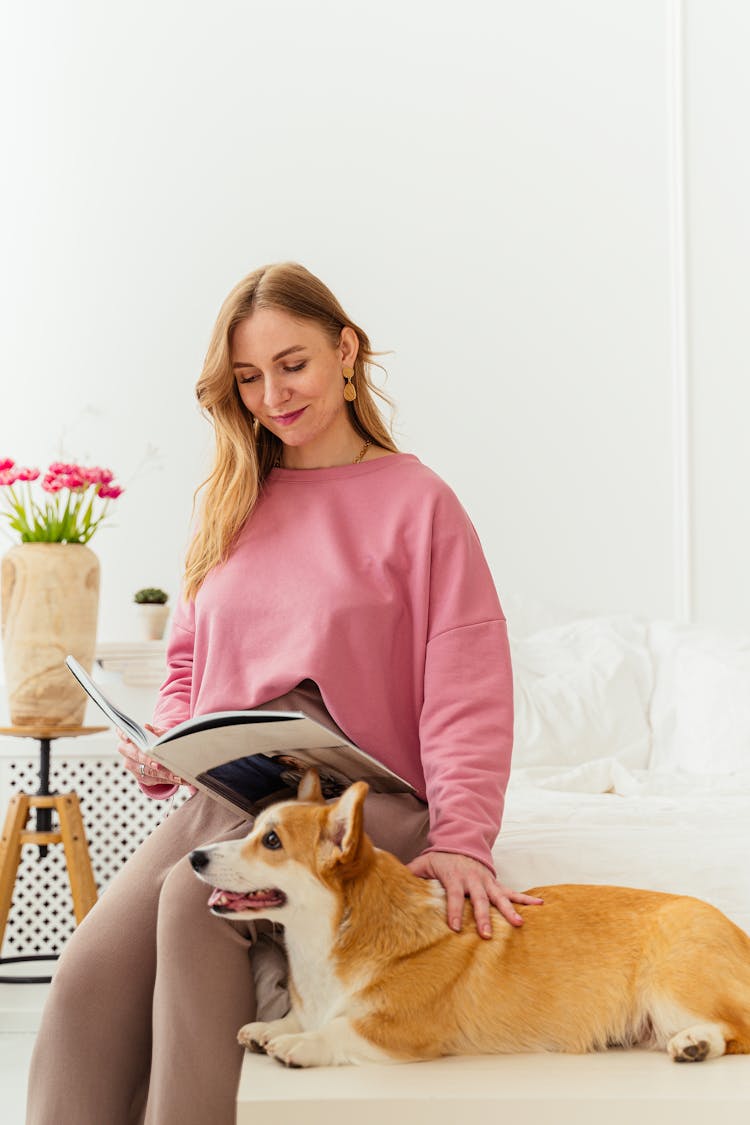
[184, 261, 399, 600]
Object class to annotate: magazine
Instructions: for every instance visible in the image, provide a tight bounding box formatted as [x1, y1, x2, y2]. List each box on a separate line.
[65, 656, 417, 816]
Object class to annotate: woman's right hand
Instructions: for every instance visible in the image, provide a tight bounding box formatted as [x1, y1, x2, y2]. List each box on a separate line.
[116, 723, 185, 787]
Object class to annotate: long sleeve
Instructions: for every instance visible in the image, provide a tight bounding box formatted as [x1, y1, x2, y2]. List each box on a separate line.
[416, 486, 513, 872]
[152, 593, 195, 731]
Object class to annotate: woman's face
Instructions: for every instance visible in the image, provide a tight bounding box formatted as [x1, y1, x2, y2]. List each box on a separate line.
[230, 308, 359, 453]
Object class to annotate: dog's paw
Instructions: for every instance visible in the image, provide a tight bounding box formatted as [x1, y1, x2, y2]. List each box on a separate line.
[668, 1024, 725, 1063]
[239, 1016, 303, 1055]
[264, 1032, 328, 1069]
[238, 1021, 272, 1053]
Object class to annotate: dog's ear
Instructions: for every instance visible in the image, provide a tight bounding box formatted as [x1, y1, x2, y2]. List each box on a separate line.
[297, 768, 324, 804]
[325, 781, 369, 865]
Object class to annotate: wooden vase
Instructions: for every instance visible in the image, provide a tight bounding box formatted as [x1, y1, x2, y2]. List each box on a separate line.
[1, 543, 100, 727]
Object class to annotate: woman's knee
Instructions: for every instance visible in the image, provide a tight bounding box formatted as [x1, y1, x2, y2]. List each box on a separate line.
[158, 854, 206, 922]
[156, 853, 251, 948]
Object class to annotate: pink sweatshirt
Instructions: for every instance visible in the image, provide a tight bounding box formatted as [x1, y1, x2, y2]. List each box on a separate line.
[148, 453, 513, 871]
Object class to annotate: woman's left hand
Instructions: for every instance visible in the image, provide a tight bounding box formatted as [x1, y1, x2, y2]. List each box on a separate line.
[407, 851, 544, 938]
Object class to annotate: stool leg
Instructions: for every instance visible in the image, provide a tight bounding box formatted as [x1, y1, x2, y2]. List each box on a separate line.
[35, 737, 53, 858]
[55, 794, 98, 924]
[0, 794, 31, 950]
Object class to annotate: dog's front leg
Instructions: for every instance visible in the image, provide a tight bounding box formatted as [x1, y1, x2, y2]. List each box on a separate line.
[238, 1010, 302, 1054]
[263, 1017, 395, 1068]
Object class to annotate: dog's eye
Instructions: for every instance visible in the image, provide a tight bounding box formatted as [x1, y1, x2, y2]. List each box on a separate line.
[262, 830, 282, 850]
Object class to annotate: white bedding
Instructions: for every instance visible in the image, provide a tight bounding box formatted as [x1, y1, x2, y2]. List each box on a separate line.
[491, 763, 750, 936]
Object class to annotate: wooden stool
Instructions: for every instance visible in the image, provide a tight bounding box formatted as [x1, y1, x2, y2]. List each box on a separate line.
[0, 723, 106, 983]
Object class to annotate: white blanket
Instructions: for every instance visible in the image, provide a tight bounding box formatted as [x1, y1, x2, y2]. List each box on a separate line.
[491, 762, 750, 935]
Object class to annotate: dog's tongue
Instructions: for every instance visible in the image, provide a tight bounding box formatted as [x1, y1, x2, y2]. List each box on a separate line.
[207, 887, 283, 911]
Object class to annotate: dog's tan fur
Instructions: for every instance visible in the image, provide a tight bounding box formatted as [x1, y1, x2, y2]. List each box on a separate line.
[192, 771, 750, 1066]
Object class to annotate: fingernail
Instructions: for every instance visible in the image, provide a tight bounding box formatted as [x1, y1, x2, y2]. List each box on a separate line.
[482, 925, 492, 937]
[450, 918, 461, 931]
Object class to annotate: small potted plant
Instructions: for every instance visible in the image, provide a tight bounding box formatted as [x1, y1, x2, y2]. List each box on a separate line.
[134, 587, 170, 640]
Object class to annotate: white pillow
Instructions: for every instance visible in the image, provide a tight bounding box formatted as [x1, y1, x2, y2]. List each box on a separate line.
[649, 620, 750, 773]
[509, 615, 653, 770]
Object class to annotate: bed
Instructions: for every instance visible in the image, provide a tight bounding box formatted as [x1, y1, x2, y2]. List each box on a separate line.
[491, 596, 750, 934]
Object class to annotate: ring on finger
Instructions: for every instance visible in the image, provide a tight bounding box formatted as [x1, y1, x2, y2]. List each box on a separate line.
[139, 763, 146, 778]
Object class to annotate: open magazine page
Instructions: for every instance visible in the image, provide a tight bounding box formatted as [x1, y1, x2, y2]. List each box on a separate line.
[149, 717, 417, 817]
[65, 655, 153, 749]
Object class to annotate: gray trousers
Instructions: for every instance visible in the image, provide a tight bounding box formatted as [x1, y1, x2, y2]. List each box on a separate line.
[25, 684, 429, 1125]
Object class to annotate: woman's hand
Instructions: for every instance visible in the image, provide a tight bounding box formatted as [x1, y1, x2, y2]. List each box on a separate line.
[116, 723, 185, 788]
[407, 851, 544, 938]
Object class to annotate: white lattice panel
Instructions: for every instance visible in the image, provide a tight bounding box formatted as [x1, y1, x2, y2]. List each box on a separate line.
[1, 755, 188, 958]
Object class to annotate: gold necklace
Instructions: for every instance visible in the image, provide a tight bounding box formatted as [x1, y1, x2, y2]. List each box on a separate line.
[274, 438, 371, 470]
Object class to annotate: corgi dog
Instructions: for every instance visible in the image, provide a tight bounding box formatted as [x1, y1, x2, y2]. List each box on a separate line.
[189, 770, 750, 1069]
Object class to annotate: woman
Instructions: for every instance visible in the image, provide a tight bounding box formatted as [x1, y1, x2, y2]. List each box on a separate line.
[26, 262, 540, 1125]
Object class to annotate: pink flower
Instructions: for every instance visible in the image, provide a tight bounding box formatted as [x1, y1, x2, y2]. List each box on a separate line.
[0, 458, 15, 472]
[41, 475, 64, 493]
[80, 466, 114, 485]
[58, 472, 86, 490]
[98, 484, 124, 499]
[0, 464, 39, 487]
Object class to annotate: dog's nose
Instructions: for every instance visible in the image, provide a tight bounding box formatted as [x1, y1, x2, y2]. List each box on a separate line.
[189, 849, 209, 871]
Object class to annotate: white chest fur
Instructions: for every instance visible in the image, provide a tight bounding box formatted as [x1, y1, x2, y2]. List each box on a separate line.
[281, 867, 364, 1031]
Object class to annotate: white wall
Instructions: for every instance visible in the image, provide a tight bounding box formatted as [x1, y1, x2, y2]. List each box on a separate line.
[0, 0, 748, 654]
[685, 0, 750, 627]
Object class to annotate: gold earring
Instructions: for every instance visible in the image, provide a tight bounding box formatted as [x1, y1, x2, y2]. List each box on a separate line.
[342, 366, 357, 402]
